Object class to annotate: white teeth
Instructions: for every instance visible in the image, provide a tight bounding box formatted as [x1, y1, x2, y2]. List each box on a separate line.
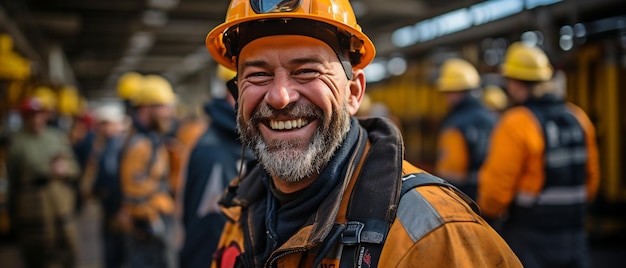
[270, 119, 309, 130]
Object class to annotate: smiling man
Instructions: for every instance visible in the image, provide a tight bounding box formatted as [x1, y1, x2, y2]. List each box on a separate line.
[205, 0, 521, 267]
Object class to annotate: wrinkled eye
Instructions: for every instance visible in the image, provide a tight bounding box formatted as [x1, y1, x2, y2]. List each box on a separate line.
[292, 69, 320, 81]
[246, 72, 273, 85]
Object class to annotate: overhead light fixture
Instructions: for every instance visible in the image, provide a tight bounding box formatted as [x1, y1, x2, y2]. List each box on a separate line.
[148, 0, 180, 11]
[142, 10, 168, 27]
[364, 61, 387, 83]
[387, 56, 407, 76]
[351, 1, 368, 18]
[559, 25, 574, 51]
[130, 31, 154, 49]
[391, 0, 561, 48]
[521, 30, 544, 47]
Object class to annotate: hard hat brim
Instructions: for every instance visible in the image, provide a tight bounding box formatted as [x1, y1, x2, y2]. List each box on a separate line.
[206, 13, 375, 71]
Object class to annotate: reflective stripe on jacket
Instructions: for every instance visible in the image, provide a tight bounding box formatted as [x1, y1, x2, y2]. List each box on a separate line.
[478, 99, 600, 220]
[212, 118, 521, 268]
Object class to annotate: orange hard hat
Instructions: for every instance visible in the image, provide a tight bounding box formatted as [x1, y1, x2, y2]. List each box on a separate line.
[206, 0, 375, 72]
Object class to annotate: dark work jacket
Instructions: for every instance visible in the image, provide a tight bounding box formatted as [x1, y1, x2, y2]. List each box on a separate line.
[179, 98, 254, 268]
[511, 94, 588, 231]
[92, 136, 125, 217]
[440, 94, 496, 199]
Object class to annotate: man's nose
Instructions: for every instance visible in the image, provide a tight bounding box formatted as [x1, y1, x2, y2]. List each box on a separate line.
[265, 73, 299, 110]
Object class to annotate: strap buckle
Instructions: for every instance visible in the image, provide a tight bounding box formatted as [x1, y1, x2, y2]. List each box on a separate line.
[340, 221, 364, 245]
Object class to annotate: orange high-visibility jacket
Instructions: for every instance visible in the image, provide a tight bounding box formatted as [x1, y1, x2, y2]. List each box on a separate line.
[119, 130, 174, 221]
[435, 95, 496, 193]
[211, 118, 521, 268]
[167, 118, 207, 195]
[478, 103, 600, 219]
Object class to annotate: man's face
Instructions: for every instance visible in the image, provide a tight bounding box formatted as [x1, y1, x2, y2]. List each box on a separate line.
[236, 35, 365, 183]
[506, 79, 529, 105]
[443, 91, 465, 109]
[149, 104, 174, 133]
[24, 111, 48, 133]
[97, 121, 122, 138]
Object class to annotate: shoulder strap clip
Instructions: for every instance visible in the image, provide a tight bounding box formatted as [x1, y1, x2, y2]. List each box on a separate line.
[340, 221, 364, 245]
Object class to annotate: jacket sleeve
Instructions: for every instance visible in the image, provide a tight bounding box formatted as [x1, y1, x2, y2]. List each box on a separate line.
[119, 138, 157, 198]
[54, 130, 81, 179]
[211, 206, 245, 268]
[6, 141, 20, 184]
[478, 108, 544, 219]
[567, 103, 600, 201]
[381, 186, 522, 267]
[435, 128, 468, 183]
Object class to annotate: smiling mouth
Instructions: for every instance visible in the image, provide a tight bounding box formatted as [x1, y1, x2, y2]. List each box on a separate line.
[269, 119, 310, 130]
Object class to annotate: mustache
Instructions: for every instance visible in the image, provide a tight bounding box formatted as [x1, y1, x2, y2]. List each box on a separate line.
[250, 102, 324, 123]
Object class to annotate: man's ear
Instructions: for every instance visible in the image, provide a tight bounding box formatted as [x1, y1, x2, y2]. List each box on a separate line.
[347, 69, 366, 116]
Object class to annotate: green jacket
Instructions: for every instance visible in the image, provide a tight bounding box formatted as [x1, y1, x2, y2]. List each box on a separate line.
[7, 127, 79, 221]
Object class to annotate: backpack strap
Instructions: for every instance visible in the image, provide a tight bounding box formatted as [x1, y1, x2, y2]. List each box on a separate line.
[338, 172, 479, 268]
[338, 128, 401, 268]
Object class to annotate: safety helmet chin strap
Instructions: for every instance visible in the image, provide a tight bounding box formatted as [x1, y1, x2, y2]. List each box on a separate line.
[226, 77, 239, 103]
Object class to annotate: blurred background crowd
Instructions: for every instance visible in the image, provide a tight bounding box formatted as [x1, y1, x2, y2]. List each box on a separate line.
[1, 0, 625, 267]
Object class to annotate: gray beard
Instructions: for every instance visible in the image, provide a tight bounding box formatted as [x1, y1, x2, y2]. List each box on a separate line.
[238, 102, 351, 183]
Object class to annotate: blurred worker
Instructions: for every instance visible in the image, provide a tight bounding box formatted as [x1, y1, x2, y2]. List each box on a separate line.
[7, 96, 80, 268]
[59, 86, 95, 213]
[0, 135, 11, 239]
[205, 0, 521, 267]
[31, 86, 58, 127]
[481, 85, 509, 114]
[116, 72, 144, 117]
[478, 42, 600, 268]
[435, 58, 497, 200]
[118, 75, 176, 268]
[88, 103, 128, 268]
[164, 105, 205, 199]
[178, 65, 254, 268]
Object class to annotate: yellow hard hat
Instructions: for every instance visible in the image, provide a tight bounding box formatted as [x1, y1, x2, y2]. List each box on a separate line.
[0, 34, 14, 54]
[32, 86, 57, 111]
[206, 0, 376, 71]
[131, 75, 176, 106]
[482, 85, 508, 111]
[501, 42, 553, 82]
[0, 34, 31, 80]
[216, 64, 237, 82]
[436, 58, 480, 92]
[57, 86, 81, 116]
[116, 72, 144, 100]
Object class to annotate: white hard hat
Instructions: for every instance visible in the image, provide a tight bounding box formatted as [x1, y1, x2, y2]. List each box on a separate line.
[94, 104, 125, 124]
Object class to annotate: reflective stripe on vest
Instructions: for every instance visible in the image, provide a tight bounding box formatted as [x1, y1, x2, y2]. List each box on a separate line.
[515, 185, 586, 207]
[510, 97, 588, 231]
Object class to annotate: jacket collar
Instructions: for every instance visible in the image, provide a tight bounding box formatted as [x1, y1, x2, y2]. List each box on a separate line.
[450, 93, 483, 114]
[223, 117, 405, 258]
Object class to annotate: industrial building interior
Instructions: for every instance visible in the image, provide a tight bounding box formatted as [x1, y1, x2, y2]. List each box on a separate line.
[1, 0, 626, 266]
